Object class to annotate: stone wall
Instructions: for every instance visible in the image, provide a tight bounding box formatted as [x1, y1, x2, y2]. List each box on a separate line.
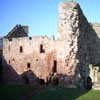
[58, 2, 91, 87]
[3, 36, 65, 84]
[58, 2, 100, 85]
[3, 37, 53, 83]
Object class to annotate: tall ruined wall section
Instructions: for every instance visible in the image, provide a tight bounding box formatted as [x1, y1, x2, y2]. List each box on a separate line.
[58, 2, 100, 86]
[58, 2, 92, 85]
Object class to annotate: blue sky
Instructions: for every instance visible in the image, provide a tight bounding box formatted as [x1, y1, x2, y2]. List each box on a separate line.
[0, 0, 100, 37]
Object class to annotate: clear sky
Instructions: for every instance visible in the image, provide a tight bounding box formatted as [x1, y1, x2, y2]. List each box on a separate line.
[0, 0, 100, 37]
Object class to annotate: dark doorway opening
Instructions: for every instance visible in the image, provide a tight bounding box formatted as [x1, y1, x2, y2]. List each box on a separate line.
[40, 44, 45, 53]
[53, 60, 57, 73]
[20, 46, 23, 53]
[27, 63, 31, 68]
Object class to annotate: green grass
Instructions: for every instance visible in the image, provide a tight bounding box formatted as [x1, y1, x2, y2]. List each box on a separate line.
[0, 85, 100, 100]
[0, 84, 35, 100]
[77, 90, 100, 100]
[30, 86, 100, 100]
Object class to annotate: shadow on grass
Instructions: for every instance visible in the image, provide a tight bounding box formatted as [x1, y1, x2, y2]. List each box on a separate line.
[29, 86, 90, 100]
[0, 84, 36, 100]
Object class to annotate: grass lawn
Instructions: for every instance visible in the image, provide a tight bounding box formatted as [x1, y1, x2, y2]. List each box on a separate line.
[0, 84, 35, 100]
[30, 86, 100, 100]
[0, 85, 100, 100]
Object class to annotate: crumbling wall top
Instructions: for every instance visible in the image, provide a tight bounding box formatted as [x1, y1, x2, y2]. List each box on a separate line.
[5, 24, 28, 39]
[58, 1, 79, 10]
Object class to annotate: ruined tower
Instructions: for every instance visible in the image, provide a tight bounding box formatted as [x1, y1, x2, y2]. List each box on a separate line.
[58, 2, 92, 87]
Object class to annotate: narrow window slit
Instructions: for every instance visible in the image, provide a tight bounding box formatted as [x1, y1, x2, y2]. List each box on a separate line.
[27, 63, 31, 68]
[40, 44, 45, 53]
[52, 60, 57, 73]
[20, 46, 23, 53]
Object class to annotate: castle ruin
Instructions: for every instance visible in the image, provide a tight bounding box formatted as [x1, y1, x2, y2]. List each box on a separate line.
[2, 2, 100, 88]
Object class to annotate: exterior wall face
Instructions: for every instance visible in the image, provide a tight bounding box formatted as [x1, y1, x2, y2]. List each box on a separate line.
[3, 37, 56, 83]
[3, 35, 77, 85]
